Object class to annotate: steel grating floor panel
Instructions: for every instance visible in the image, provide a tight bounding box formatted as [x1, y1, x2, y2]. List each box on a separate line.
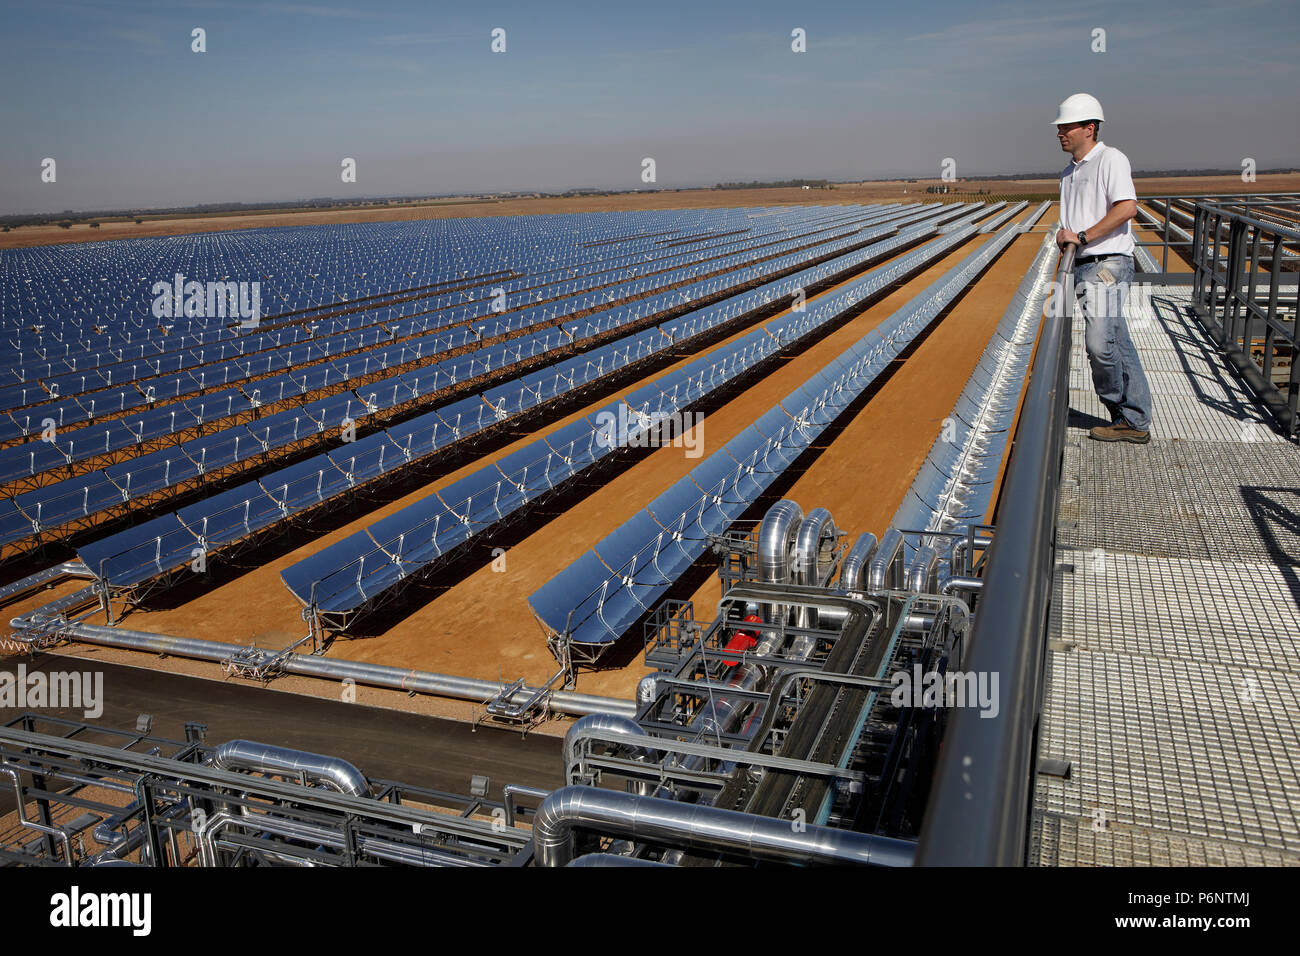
[1067, 285, 1289, 443]
[1050, 549, 1300, 672]
[1068, 386, 1284, 443]
[1032, 648, 1300, 859]
[1101, 348, 1230, 375]
[1069, 365, 1265, 401]
[1032, 811, 1300, 866]
[1031, 280, 1300, 867]
[1057, 437, 1300, 562]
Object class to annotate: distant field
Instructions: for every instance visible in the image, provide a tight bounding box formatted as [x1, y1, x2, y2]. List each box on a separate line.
[3, 172, 1297, 249]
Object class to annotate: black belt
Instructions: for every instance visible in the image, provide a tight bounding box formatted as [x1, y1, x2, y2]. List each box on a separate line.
[1075, 253, 1131, 265]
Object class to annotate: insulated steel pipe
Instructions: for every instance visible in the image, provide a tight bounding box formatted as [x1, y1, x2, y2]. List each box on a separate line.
[657, 513, 851, 813]
[0, 764, 73, 866]
[758, 499, 804, 585]
[868, 528, 906, 591]
[533, 785, 915, 867]
[567, 853, 673, 867]
[839, 532, 879, 592]
[563, 714, 651, 785]
[0, 562, 93, 607]
[793, 507, 837, 633]
[196, 808, 483, 868]
[83, 859, 141, 867]
[210, 740, 370, 796]
[757, 499, 804, 628]
[907, 546, 941, 594]
[89, 802, 188, 866]
[794, 508, 837, 588]
[688, 659, 767, 744]
[949, 534, 993, 579]
[12, 619, 636, 718]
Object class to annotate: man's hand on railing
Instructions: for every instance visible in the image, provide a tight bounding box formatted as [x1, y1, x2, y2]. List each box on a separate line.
[1055, 229, 1081, 250]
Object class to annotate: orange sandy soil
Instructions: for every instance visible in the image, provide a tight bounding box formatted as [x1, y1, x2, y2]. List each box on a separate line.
[40, 207, 1028, 685]
[685, 214, 1047, 616]
[4, 202, 1049, 730]
[5, 174, 1295, 250]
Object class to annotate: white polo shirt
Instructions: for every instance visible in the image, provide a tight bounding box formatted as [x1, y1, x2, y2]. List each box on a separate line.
[1059, 141, 1137, 257]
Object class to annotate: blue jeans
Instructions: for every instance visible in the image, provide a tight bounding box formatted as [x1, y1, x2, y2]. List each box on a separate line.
[1074, 254, 1152, 430]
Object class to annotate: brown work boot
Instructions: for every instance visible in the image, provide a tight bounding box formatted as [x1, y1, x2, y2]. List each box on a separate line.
[1089, 420, 1150, 444]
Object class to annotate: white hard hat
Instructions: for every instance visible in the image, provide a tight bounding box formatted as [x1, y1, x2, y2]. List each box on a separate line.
[1052, 93, 1105, 126]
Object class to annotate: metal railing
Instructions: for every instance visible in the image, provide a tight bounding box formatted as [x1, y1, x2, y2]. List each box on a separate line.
[1190, 200, 1300, 436]
[0, 716, 531, 867]
[1128, 193, 1299, 276]
[916, 195, 1299, 864]
[913, 243, 1075, 865]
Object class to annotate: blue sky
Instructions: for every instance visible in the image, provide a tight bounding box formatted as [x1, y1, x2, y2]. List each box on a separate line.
[2, 0, 1296, 214]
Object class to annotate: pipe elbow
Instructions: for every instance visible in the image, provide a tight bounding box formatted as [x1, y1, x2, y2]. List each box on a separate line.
[907, 545, 941, 594]
[533, 785, 589, 867]
[868, 527, 905, 591]
[840, 532, 879, 592]
[562, 714, 650, 784]
[210, 740, 370, 797]
[793, 508, 837, 587]
[757, 499, 804, 587]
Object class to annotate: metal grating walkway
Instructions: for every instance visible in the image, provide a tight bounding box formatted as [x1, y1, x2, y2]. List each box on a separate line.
[1029, 283, 1300, 866]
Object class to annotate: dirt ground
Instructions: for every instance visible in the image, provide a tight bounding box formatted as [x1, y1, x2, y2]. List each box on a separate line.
[686, 214, 1048, 616]
[6, 207, 1042, 712]
[4, 174, 1295, 249]
[13, 228, 924, 684]
[0, 201, 1130, 735]
[2, 173, 1288, 752]
[45, 206, 1030, 698]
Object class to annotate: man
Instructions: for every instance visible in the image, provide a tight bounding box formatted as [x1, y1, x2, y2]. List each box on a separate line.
[1054, 93, 1153, 443]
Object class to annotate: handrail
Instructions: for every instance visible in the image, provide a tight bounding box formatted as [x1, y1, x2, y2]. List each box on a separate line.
[914, 241, 1074, 865]
[1190, 199, 1300, 436]
[1126, 193, 1300, 274]
[1196, 205, 1300, 242]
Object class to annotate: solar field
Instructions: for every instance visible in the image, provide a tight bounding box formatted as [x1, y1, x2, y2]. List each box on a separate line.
[1, 198, 1052, 710]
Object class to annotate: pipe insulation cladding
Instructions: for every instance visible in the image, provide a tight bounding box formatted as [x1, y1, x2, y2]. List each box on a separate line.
[532, 785, 915, 867]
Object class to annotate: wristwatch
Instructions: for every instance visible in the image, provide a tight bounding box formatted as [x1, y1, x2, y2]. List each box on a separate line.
[1077, 230, 1089, 247]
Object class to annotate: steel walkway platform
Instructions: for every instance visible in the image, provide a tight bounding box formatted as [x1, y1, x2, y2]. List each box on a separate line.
[1030, 282, 1300, 866]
